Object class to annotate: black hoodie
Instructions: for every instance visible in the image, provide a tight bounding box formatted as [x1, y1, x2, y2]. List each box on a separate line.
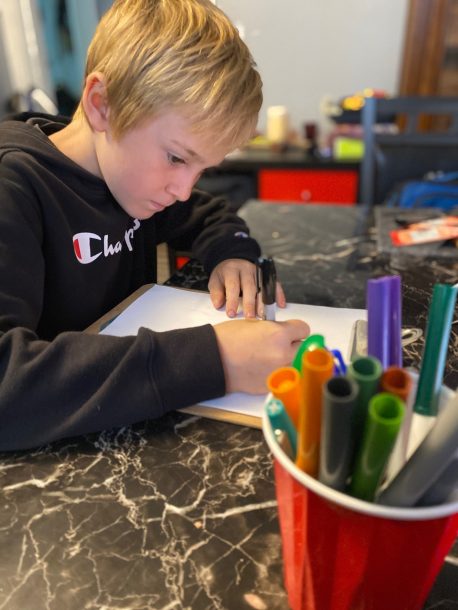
[0, 113, 260, 450]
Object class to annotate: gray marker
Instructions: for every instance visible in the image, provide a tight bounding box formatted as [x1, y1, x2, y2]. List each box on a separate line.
[417, 454, 458, 506]
[377, 392, 458, 507]
[319, 376, 359, 491]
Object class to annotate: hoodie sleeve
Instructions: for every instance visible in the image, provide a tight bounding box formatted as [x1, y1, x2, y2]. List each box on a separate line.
[0, 168, 226, 451]
[154, 189, 261, 274]
[0, 325, 225, 451]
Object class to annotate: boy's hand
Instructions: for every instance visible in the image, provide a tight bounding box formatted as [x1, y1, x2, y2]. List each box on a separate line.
[213, 318, 310, 394]
[208, 259, 286, 318]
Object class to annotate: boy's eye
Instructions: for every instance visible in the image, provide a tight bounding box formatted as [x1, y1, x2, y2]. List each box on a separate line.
[168, 153, 185, 165]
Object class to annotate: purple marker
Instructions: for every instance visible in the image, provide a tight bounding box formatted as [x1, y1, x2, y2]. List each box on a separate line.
[389, 275, 402, 367]
[367, 277, 391, 368]
[367, 275, 402, 369]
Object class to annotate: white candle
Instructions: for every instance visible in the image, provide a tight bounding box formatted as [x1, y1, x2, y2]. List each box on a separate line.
[266, 105, 289, 144]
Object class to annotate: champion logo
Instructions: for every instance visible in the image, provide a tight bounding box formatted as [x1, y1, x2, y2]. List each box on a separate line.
[73, 219, 141, 264]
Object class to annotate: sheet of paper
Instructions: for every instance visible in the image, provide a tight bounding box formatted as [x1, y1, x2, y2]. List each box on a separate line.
[101, 285, 366, 419]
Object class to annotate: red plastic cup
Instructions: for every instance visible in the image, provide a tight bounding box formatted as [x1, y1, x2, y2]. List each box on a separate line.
[263, 384, 458, 610]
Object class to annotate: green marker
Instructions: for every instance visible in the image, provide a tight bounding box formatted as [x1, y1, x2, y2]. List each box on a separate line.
[346, 355, 383, 451]
[408, 284, 458, 457]
[350, 392, 405, 502]
[292, 334, 325, 372]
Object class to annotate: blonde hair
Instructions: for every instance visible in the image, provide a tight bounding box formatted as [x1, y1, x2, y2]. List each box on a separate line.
[75, 0, 262, 149]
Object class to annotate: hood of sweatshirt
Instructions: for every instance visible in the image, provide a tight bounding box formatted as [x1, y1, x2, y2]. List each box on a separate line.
[0, 112, 110, 199]
[0, 112, 69, 159]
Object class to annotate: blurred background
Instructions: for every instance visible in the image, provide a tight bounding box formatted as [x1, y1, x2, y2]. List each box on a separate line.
[0, 0, 111, 118]
[1, 1, 457, 164]
[0, 0, 408, 133]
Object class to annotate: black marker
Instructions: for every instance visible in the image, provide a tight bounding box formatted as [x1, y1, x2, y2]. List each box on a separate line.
[257, 256, 277, 321]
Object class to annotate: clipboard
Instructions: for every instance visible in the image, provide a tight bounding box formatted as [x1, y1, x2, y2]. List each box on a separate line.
[87, 284, 365, 428]
[85, 284, 264, 428]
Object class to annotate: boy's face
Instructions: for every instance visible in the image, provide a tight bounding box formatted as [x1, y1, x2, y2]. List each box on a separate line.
[93, 111, 230, 219]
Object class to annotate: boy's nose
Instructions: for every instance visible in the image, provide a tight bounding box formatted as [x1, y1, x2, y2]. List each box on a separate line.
[167, 176, 196, 202]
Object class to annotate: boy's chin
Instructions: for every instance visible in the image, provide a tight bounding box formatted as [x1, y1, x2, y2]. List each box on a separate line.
[122, 204, 165, 220]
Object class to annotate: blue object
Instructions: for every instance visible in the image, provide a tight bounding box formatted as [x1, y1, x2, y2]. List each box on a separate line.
[386, 171, 458, 211]
[331, 349, 347, 375]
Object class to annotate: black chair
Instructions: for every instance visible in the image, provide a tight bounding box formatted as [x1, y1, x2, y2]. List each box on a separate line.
[360, 96, 458, 205]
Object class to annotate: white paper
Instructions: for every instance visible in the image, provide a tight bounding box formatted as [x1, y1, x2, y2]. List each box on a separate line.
[101, 285, 366, 419]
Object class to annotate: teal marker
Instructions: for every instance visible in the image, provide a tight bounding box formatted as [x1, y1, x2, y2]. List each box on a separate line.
[350, 392, 405, 502]
[265, 397, 297, 459]
[408, 284, 458, 456]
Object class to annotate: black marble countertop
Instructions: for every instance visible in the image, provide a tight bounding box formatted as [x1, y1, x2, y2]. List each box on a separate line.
[1, 202, 457, 610]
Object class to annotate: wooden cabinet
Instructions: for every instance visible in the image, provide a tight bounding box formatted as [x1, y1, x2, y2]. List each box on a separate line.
[258, 168, 359, 204]
[439, 1, 458, 95]
[400, 0, 458, 97]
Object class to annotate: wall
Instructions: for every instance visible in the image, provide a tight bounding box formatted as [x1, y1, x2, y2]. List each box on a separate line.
[217, 0, 409, 137]
[1, 0, 409, 132]
[0, 10, 12, 114]
[0, 0, 54, 114]
[37, 0, 107, 103]
[0, 0, 110, 118]
[0, 0, 54, 107]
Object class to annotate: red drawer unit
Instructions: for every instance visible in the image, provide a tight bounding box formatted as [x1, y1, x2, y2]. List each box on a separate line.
[258, 169, 358, 204]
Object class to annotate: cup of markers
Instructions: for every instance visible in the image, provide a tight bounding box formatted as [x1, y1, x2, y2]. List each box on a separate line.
[263, 277, 458, 610]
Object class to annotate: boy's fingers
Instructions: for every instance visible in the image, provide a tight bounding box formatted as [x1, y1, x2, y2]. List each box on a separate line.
[276, 281, 287, 308]
[239, 265, 258, 318]
[224, 282, 240, 317]
[241, 283, 257, 318]
[208, 277, 225, 309]
[281, 319, 310, 341]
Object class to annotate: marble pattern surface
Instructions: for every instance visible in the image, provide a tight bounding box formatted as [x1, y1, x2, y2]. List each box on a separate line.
[0, 416, 284, 610]
[0, 202, 457, 610]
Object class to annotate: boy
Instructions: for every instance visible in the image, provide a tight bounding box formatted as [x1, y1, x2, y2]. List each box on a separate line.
[0, 0, 309, 450]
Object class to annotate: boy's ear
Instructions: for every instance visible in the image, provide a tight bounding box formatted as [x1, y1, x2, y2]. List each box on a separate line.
[82, 72, 110, 132]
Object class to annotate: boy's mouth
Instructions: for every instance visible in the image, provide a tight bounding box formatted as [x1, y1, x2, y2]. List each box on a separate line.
[148, 200, 167, 211]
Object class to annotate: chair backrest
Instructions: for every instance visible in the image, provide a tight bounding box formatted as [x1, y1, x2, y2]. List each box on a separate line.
[360, 96, 458, 205]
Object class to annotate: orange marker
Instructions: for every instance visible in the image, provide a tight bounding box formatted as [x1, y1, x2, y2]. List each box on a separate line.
[267, 367, 302, 428]
[381, 366, 412, 403]
[295, 348, 334, 476]
[382, 367, 414, 483]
